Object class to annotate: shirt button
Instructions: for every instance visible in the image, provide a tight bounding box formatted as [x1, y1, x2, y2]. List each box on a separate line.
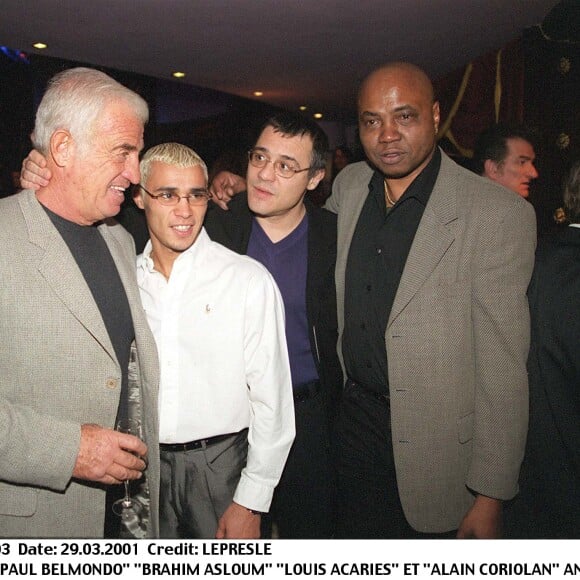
[106, 378, 118, 389]
[377, 248, 382, 254]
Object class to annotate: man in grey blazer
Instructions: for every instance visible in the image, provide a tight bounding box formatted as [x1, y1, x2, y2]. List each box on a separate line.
[0, 68, 159, 538]
[326, 62, 536, 538]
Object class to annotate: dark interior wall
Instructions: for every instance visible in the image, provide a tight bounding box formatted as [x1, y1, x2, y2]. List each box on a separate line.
[432, 0, 579, 236]
[523, 14, 580, 235]
[0, 52, 34, 191]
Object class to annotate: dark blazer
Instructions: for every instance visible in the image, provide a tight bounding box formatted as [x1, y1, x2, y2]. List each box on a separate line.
[509, 226, 580, 538]
[205, 193, 343, 422]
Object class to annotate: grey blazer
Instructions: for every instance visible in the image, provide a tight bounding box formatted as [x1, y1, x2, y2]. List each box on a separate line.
[326, 151, 536, 533]
[0, 190, 159, 538]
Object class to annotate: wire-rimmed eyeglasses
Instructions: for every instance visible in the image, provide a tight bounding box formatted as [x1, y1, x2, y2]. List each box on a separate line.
[139, 184, 211, 206]
[248, 149, 311, 179]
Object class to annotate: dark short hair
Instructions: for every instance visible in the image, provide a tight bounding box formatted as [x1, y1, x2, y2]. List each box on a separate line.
[472, 124, 536, 175]
[563, 160, 580, 224]
[258, 110, 329, 177]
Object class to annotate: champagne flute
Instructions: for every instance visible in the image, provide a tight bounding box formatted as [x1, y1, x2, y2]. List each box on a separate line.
[112, 418, 144, 516]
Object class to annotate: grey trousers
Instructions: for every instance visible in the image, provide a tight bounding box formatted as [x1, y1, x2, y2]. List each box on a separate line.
[159, 429, 248, 538]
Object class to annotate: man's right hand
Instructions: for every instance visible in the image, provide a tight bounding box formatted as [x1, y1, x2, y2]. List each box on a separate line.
[73, 423, 147, 485]
[21, 149, 51, 190]
[209, 171, 246, 210]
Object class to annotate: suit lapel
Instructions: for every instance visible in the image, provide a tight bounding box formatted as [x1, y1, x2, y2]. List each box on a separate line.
[305, 204, 323, 325]
[388, 153, 458, 327]
[335, 176, 369, 301]
[21, 191, 117, 361]
[236, 193, 254, 253]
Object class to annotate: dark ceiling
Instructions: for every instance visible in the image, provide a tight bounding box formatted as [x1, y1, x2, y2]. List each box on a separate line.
[0, 0, 560, 120]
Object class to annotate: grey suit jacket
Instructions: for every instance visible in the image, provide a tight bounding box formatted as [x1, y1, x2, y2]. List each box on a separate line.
[0, 190, 159, 538]
[326, 151, 536, 532]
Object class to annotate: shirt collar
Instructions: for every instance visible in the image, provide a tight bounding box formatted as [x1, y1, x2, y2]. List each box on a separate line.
[139, 239, 156, 273]
[369, 146, 442, 208]
[138, 227, 211, 274]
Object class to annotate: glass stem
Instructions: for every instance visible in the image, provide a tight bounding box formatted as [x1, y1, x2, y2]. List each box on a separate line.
[123, 480, 131, 504]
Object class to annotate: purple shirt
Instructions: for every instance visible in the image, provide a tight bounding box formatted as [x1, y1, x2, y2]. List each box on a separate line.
[247, 214, 318, 388]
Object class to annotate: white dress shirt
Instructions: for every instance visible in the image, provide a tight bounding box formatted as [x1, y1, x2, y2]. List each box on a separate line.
[137, 228, 295, 511]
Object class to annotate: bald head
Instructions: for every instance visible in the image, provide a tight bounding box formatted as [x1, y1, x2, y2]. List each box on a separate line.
[359, 62, 435, 107]
[357, 61, 440, 192]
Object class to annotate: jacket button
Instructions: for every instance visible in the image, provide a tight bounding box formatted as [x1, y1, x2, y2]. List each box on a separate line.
[106, 378, 118, 389]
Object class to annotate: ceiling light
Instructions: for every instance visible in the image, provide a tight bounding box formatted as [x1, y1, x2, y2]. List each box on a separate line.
[299, 106, 307, 111]
[172, 71, 186, 79]
[32, 42, 47, 50]
[313, 113, 323, 119]
[253, 91, 263, 97]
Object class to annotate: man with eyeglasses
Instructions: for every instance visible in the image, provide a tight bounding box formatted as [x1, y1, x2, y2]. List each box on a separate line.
[134, 142, 294, 539]
[206, 111, 342, 538]
[19, 141, 295, 539]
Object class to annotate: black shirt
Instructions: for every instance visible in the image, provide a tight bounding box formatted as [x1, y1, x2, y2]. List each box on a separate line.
[343, 148, 441, 393]
[44, 208, 135, 423]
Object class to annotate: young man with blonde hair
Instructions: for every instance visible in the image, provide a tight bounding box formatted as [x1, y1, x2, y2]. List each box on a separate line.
[135, 143, 294, 539]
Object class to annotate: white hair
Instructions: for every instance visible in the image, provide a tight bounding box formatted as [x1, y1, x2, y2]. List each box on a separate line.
[32, 67, 149, 155]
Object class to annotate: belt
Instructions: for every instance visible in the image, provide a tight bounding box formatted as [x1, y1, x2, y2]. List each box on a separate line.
[346, 378, 390, 404]
[159, 432, 236, 452]
[293, 379, 321, 403]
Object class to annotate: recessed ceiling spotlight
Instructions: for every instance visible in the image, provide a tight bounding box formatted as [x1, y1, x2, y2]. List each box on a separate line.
[299, 106, 307, 111]
[172, 71, 186, 79]
[253, 91, 264, 97]
[313, 113, 323, 119]
[32, 42, 47, 50]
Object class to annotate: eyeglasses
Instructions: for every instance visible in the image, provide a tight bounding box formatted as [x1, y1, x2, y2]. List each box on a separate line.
[139, 184, 211, 206]
[248, 149, 311, 179]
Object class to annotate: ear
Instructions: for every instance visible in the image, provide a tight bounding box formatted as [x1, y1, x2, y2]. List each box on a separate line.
[484, 158, 499, 178]
[49, 130, 73, 167]
[306, 168, 325, 191]
[133, 186, 145, 210]
[432, 101, 440, 134]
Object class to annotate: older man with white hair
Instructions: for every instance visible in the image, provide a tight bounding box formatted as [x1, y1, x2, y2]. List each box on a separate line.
[0, 67, 159, 538]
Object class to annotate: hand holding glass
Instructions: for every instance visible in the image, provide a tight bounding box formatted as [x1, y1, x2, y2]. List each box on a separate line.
[112, 418, 144, 516]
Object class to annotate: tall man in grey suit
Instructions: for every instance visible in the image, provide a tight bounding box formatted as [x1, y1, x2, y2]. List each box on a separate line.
[0, 67, 159, 538]
[326, 62, 536, 538]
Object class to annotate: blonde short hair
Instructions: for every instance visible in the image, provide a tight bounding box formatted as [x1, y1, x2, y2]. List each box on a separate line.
[140, 142, 208, 186]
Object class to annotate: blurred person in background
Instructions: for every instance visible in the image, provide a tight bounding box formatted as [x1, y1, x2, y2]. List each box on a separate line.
[506, 159, 580, 538]
[472, 123, 539, 199]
